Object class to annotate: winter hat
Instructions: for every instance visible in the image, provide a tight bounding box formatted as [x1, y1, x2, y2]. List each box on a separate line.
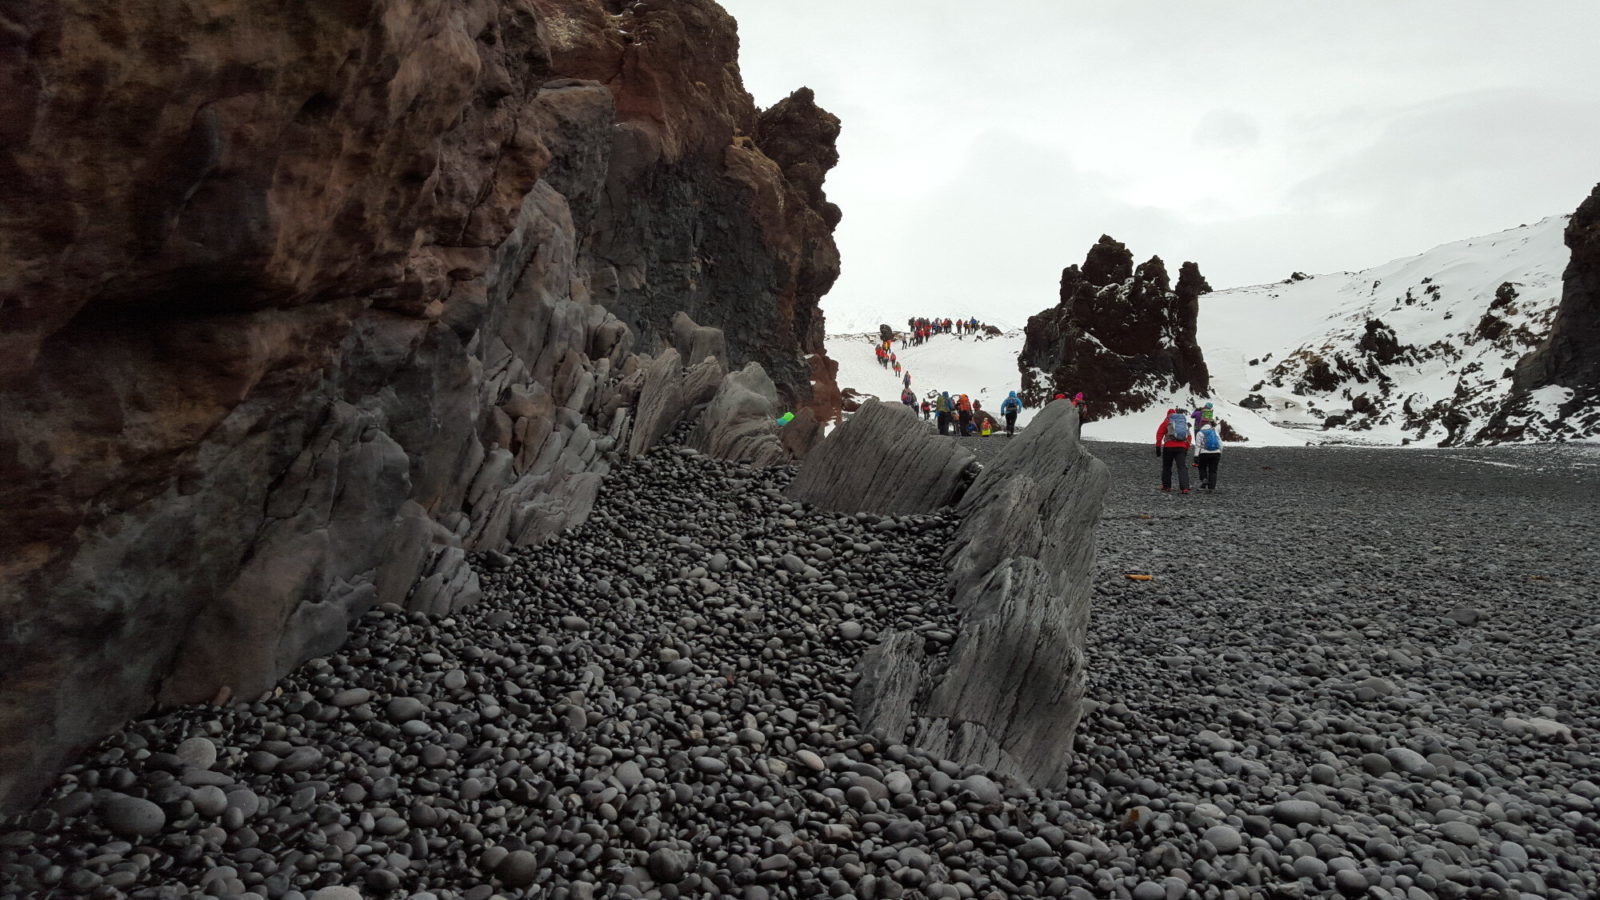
[1205, 402, 1214, 409]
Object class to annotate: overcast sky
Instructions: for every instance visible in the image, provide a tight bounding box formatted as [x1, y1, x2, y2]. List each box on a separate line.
[717, 1, 1600, 332]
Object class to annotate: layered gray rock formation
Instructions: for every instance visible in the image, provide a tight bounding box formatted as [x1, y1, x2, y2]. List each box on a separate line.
[785, 401, 976, 515]
[688, 364, 793, 467]
[856, 401, 1110, 788]
[627, 350, 727, 460]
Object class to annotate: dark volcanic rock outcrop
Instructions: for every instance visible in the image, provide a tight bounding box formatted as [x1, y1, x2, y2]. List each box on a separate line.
[0, 0, 840, 811]
[785, 401, 976, 514]
[1483, 183, 1600, 441]
[540, 6, 842, 417]
[1018, 236, 1212, 418]
[856, 402, 1110, 787]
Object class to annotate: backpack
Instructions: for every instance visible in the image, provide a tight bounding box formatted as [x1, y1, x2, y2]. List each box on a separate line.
[1167, 412, 1190, 441]
[1002, 396, 1020, 413]
[1202, 406, 1216, 422]
[1201, 428, 1221, 452]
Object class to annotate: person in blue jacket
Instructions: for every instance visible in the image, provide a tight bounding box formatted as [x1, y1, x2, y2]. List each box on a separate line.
[1000, 391, 1022, 435]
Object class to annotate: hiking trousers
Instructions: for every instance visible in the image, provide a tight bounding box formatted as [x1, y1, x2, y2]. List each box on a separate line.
[957, 411, 972, 436]
[1196, 454, 1219, 489]
[936, 412, 949, 435]
[1161, 447, 1191, 490]
[1004, 411, 1017, 435]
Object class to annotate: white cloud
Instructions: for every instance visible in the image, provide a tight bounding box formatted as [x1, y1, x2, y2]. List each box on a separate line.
[718, 0, 1600, 333]
[1193, 110, 1262, 152]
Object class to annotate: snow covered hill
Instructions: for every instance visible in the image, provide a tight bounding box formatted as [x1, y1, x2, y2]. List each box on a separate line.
[828, 215, 1593, 447]
[826, 331, 1038, 429]
[1201, 215, 1570, 446]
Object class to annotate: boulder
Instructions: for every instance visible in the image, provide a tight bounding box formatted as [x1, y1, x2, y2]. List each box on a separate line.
[855, 401, 1109, 788]
[786, 401, 975, 515]
[688, 363, 789, 466]
[628, 349, 727, 460]
[777, 407, 825, 460]
[672, 311, 730, 370]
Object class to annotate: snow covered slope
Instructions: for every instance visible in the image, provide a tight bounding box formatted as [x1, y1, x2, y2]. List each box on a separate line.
[826, 331, 1039, 428]
[1200, 216, 1570, 446]
[830, 216, 1586, 448]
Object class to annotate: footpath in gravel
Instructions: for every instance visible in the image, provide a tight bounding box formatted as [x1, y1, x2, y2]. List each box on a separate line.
[3, 432, 1598, 900]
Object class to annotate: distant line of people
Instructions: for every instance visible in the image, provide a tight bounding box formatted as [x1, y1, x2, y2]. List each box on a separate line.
[900, 317, 991, 346]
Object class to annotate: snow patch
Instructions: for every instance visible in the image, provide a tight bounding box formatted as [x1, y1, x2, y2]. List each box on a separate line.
[826, 331, 1037, 426]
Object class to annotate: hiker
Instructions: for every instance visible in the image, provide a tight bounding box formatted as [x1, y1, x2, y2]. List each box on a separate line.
[903, 372, 912, 389]
[920, 399, 932, 420]
[1155, 408, 1193, 494]
[1195, 419, 1223, 491]
[955, 393, 973, 437]
[1001, 391, 1022, 435]
[981, 419, 993, 436]
[900, 387, 917, 408]
[935, 392, 952, 435]
[893, 361, 902, 376]
[1191, 401, 1215, 432]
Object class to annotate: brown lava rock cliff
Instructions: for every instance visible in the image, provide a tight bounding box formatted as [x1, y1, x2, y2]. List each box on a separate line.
[0, 0, 841, 811]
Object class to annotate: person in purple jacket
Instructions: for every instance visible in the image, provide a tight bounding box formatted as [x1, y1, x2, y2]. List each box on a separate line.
[1192, 402, 1215, 432]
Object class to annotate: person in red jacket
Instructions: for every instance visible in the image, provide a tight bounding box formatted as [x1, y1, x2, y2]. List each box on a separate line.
[1155, 408, 1192, 493]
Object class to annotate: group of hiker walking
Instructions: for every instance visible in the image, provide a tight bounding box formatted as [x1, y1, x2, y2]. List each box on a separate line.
[900, 316, 989, 347]
[1156, 402, 1225, 493]
[911, 390, 1025, 437]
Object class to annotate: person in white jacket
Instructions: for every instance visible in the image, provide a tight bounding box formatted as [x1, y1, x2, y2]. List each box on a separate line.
[1194, 421, 1223, 491]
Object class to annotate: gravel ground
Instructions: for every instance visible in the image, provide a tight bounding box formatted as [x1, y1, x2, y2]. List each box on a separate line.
[3, 432, 1598, 899]
[1074, 440, 1600, 899]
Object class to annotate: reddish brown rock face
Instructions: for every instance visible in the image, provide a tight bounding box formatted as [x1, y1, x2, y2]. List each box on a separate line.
[532, 2, 842, 420]
[0, 0, 842, 811]
[1018, 236, 1211, 419]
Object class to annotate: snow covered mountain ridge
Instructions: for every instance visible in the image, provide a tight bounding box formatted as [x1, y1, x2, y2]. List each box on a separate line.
[827, 191, 1600, 447]
[1201, 214, 1574, 446]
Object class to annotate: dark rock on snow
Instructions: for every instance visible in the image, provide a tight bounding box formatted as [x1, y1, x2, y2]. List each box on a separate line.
[1484, 181, 1600, 441]
[1018, 236, 1212, 419]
